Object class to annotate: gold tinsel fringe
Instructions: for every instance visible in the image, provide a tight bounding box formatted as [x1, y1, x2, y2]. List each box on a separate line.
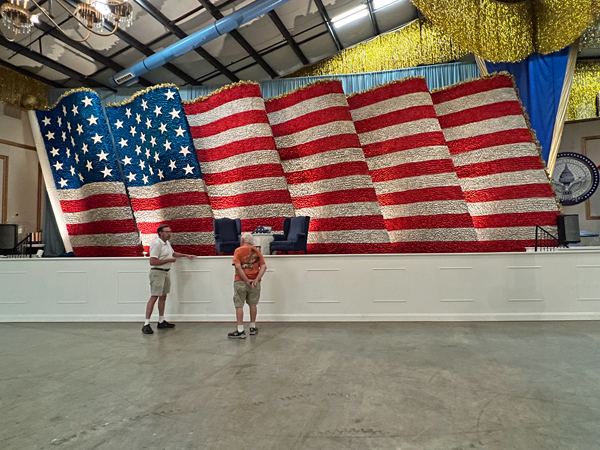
[41, 87, 99, 111]
[265, 79, 342, 102]
[183, 80, 259, 104]
[566, 61, 600, 121]
[106, 83, 179, 108]
[345, 76, 427, 99]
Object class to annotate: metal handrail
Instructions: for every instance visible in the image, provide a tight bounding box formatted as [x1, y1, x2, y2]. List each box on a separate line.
[6, 233, 33, 258]
[534, 225, 560, 252]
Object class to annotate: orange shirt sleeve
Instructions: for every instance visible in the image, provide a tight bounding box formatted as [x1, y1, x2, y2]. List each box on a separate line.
[257, 248, 266, 266]
[232, 248, 241, 265]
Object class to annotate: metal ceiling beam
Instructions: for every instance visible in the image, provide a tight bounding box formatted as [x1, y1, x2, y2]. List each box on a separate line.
[268, 10, 309, 65]
[313, 0, 343, 52]
[133, 0, 239, 83]
[58, 0, 200, 86]
[0, 35, 110, 89]
[366, 0, 380, 36]
[0, 58, 63, 87]
[197, 0, 278, 78]
[33, 21, 153, 87]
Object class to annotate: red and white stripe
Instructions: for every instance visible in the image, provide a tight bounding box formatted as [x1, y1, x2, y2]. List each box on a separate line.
[127, 178, 215, 255]
[185, 83, 295, 232]
[431, 75, 560, 252]
[54, 182, 143, 257]
[265, 80, 390, 254]
[348, 78, 479, 253]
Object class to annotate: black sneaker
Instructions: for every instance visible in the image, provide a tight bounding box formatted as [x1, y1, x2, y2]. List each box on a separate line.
[249, 327, 258, 335]
[157, 320, 175, 329]
[142, 324, 154, 334]
[228, 330, 246, 339]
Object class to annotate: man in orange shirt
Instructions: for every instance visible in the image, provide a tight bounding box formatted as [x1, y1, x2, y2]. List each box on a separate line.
[228, 232, 267, 339]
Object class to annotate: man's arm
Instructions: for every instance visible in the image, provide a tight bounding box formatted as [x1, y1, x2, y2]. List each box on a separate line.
[251, 264, 267, 287]
[150, 256, 176, 266]
[173, 252, 196, 260]
[234, 263, 252, 285]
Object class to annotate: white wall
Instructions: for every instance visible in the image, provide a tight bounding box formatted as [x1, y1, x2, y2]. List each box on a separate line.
[2, 251, 600, 322]
[559, 119, 600, 235]
[0, 103, 40, 235]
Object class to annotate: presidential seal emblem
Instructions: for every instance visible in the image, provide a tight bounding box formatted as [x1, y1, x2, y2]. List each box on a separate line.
[551, 152, 600, 206]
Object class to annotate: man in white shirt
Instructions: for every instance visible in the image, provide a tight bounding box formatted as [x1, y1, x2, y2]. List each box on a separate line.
[142, 224, 196, 334]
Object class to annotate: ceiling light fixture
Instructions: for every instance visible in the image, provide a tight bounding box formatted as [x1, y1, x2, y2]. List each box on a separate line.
[332, 5, 368, 28]
[0, 0, 133, 42]
[372, 0, 400, 11]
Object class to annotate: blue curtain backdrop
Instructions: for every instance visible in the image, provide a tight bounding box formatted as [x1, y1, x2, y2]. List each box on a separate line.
[48, 61, 479, 106]
[486, 48, 570, 164]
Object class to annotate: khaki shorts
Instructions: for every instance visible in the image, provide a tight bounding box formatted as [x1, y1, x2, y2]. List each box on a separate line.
[150, 269, 171, 296]
[233, 280, 261, 308]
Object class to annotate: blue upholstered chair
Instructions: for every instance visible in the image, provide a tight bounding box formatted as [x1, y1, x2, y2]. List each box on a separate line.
[213, 218, 241, 254]
[270, 216, 310, 254]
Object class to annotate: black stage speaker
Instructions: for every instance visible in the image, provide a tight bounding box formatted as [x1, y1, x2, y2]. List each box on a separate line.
[0, 224, 18, 250]
[557, 214, 580, 245]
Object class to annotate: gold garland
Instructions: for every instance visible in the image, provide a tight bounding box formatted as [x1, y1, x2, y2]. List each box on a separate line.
[566, 61, 600, 121]
[411, 0, 600, 62]
[41, 87, 99, 111]
[106, 83, 179, 107]
[265, 79, 341, 102]
[183, 80, 259, 104]
[0, 65, 49, 110]
[288, 19, 468, 77]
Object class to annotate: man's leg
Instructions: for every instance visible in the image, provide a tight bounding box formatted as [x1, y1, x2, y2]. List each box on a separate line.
[146, 296, 159, 320]
[228, 282, 247, 338]
[157, 294, 167, 318]
[249, 305, 257, 324]
[236, 306, 244, 325]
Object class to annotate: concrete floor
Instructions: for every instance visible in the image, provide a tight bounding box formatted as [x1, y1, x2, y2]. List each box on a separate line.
[1, 322, 600, 450]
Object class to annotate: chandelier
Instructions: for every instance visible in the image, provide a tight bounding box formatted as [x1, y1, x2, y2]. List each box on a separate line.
[0, 0, 133, 42]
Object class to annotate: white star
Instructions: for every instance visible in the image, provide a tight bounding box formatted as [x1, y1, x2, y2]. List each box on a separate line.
[57, 117, 62, 127]
[146, 117, 152, 129]
[67, 122, 72, 132]
[97, 150, 108, 161]
[142, 174, 149, 184]
[169, 160, 176, 171]
[141, 99, 148, 111]
[78, 173, 84, 182]
[50, 147, 60, 157]
[75, 154, 80, 164]
[87, 115, 98, 126]
[66, 148, 71, 158]
[114, 119, 124, 129]
[70, 166, 76, 176]
[139, 160, 146, 170]
[53, 161, 63, 171]
[169, 108, 180, 120]
[101, 167, 113, 178]
[91, 133, 103, 144]
[165, 89, 176, 100]
[148, 166, 154, 175]
[72, 105, 78, 116]
[45, 131, 55, 140]
[157, 169, 164, 180]
[119, 138, 128, 148]
[140, 133, 146, 143]
[135, 145, 142, 155]
[175, 126, 186, 137]
[42, 116, 51, 126]
[154, 105, 162, 117]
[76, 124, 84, 135]
[70, 136, 75, 147]
[125, 108, 132, 119]
[136, 113, 141, 124]
[126, 172, 136, 182]
[130, 126, 137, 136]
[82, 96, 93, 107]
[58, 178, 68, 188]
[179, 146, 191, 157]
[122, 155, 132, 166]
[81, 143, 89, 154]
[150, 136, 157, 147]
[62, 106, 67, 116]
[154, 152, 160, 162]
[61, 131, 66, 141]
[145, 148, 151, 159]
[183, 164, 194, 175]
[86, 160, 93, 171]
[164, 140, 171, 151]
[159, 123, 167, 134]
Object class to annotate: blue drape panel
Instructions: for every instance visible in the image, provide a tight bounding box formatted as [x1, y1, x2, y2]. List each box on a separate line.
[42, 191, 65, 257]
[486, 48, 570, 164]
[48, 62, 479, 105]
